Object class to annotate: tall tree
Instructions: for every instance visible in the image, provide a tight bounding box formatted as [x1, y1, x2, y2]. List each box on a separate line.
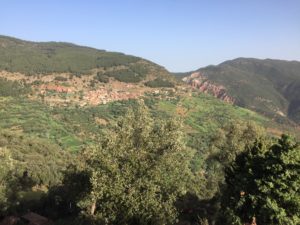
[202, 121, 265, 198]
[79, 101, 194, 225]
[219, 135, 300, 225]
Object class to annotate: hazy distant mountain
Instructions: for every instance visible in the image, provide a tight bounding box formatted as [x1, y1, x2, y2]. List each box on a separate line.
[183, 58, 300, 125]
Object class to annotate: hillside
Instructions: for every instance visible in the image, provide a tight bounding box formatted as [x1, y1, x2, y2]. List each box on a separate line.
[183, 58, 300, 125]
[0, 78, 270, 151]
[0, 38, 299, 225]
[0, 35, 175, 85]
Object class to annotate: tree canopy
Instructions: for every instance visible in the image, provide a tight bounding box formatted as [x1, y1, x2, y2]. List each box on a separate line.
[78, 102, 194, 224]
[219, 135, 300, 225]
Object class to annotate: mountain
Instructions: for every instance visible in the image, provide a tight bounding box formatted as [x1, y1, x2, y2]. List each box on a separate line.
[182, 58, 300, 125]
[0, 35, 174, 84]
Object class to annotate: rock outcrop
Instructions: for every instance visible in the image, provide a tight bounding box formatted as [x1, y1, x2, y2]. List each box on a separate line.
[183, 72, 235, 104]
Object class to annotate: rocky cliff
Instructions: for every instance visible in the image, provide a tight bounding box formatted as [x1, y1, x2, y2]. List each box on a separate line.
[183, 72, 235, 104]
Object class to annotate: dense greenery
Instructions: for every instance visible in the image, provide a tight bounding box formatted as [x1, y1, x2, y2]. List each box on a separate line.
[188, 58, 300, 125]
[0, 36, 139, 75]
[0, 96, 299, 224]
[95, 73, 109, 83]
[0, 78, 30, 97]
[0, 36, 175, 85]
[101, 68, 144, 83]
[0, 131, 72, 216]
[0, 97, 83, 152]
[0, 147, 12, 214]
[77, 102, 194, 224]
[219, 135, 300, 225]
[0, 43, 299, 224]
[145, 78, 175, 87]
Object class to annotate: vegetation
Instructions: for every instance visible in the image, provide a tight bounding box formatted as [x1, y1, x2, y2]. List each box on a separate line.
[0, 78, 30, 97]
[0, 131, 72, 216]
[0, 97, 83, 152]
[0, 36, 174, 85]
[77, 102, 194, 224]
[0, 147, 12, 215]
[54, 76, 68, 82]
[95, 72, 109, 83]
[0, 36, 299, 224]
[145, 78, 175, 87]
[0, 36, 139, 75]
[219, 135, 300, 225]
[0, 95, 299, 224]
[189, 58, 300, 125]
[101, 68, 143, 83]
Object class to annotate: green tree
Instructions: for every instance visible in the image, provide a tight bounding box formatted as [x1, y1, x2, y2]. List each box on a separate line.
[0, 147, 13, 214]
[79, 102, 194, 225]
[219, 135, 300, 225]
[202, 121, 265, 198]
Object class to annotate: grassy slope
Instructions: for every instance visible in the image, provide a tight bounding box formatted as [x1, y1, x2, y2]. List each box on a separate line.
[0, 63, 298, 156]
[195, 58, 300, 124]
[2, 91, 292, 154]
[2, 70, 298, 154]
[0, 97, 83, 152]
[156, 94, 267, 135]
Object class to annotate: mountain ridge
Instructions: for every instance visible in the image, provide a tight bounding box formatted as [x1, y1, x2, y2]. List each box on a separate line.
[0, 35, 175, 85]
[182, 58, 300, 125]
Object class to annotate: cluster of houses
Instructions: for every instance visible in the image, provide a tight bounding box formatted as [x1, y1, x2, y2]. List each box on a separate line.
[35, 82, 183, 107]
[84, 88, 142, 105]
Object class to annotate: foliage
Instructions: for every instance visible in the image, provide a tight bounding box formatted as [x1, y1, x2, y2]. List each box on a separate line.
[0, 130, 72, 216]
[100, 63, 150, 83]
[0, 78, 30, 97]
[145, 78, 175, 88]
[102, 68, 141, 83]
[54, 76, 68, 82]
[0, 97, 83, 152]
[0, 36, 140, 75]
[0, 36, 174, 84]
[194, 58, 300, 124]
[79, 102, 194, 224]
[199, 121, 266, 199]
[42, 164, 91, 220]
[95, 72, 109, 83]
[219, 135, 300, 225]
[0, 147, 13, 214]
[0, 131, 72, 186]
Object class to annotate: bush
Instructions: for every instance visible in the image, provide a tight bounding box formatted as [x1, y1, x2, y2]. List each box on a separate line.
[145, 78, 175, 88]
[54, 76, 68, 82]
[95, 73, 109, 83]
[0, 78, 30, 97]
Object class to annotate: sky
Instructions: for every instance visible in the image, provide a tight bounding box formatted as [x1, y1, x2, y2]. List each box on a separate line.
[1, 0, 300, 72]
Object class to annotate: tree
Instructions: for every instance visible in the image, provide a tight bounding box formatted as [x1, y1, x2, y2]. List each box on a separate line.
[201, 121, 265, 198]
[0, 147, 13, 215]
[79, 101, 194, 225]
[219, 135, 300, 225]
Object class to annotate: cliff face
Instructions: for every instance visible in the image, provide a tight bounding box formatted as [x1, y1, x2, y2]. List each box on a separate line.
[183, 72, 235, 104]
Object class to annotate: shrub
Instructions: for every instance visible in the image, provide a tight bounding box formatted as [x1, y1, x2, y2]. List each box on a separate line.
[145, 78, 175, 88]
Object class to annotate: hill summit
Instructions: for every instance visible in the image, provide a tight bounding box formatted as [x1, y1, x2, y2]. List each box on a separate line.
[0, 35, 174, 85]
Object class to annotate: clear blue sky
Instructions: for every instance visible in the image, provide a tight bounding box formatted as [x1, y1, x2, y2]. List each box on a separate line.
[1, 0, 300, 72]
